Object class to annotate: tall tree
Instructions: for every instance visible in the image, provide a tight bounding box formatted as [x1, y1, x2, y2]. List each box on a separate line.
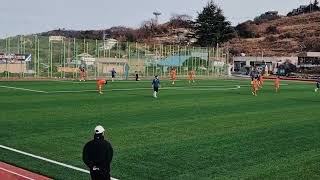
[314, 0, 320, 10]
[195, 1, 235, 47]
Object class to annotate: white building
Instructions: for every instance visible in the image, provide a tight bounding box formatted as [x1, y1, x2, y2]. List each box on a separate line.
[233, 56, 298, 74]
[77, 53, 96, 66]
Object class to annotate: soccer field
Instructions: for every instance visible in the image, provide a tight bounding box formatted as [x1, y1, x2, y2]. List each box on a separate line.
[0, 79, 320, 180]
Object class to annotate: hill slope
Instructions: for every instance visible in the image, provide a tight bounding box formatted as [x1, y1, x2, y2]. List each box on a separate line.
[228, 12, 320, 56]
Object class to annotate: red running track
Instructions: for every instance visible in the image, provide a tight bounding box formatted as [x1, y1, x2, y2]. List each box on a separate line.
[0, 162, 52, 180]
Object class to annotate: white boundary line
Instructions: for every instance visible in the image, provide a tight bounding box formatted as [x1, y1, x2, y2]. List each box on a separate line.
[48, 90, 97, 93]
[0, 85, 241, 94]
[0, 84, 289, 94]
[51, 80, 153, 84]
[0, 167, 35, 180]
[0, 86, 48, 93]
[0, 145, 118, 180]
[47, 85, 242, 93]
[181, 87, 241, 91]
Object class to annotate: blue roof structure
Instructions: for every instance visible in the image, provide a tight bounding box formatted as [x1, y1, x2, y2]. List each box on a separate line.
[156, 55, 190, 66]
[155, 55, 208, 67]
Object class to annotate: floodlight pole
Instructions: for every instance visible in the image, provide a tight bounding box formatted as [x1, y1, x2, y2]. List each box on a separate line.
[50, 41, 53, 78]
[34, 36, 37, 77]
[63, 40, 66, 78]
[37, 38, 40, 77]
[48, 40, 50, 77]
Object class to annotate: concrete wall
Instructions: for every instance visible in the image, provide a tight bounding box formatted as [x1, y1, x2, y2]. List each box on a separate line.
[0, 64, 27, 73]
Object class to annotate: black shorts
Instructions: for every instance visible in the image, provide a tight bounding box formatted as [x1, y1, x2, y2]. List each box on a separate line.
[90, 170, 110, 180]
[112, 75, 115, 78]
[154, 87, 159, 92]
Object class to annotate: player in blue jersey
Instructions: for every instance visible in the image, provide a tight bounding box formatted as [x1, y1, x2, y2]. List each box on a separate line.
[152, 76, 160, 98]
[111, 68, 116, 82]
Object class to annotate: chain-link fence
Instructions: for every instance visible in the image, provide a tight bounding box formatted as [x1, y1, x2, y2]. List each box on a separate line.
[0, 36, 229, 79]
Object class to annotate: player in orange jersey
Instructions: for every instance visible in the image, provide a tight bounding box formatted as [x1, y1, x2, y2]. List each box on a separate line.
[252, 78, 259, 96]
[259, 75, 264, 87]
[97, 79, 108, 94]
[170, 68, 177, 85]
[275, 76, 280, 93]
[188, 69, 195, 84]
[80, 67, 86, 81]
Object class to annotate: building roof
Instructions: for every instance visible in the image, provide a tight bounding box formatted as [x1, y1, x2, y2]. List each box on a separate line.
[298, 52, 320, 57]
[77, 53, 93, 58]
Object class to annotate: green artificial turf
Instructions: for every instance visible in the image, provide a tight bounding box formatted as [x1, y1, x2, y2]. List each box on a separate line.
[0, 79, 320, 180]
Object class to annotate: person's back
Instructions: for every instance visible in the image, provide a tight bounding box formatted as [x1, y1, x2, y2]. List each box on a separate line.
[152, 78, 160, 88]
[83, 136, 112, 171]
[111, 69, 116, 76]
[83, 126, 113, 180]
[111, 69, 116, 82]
[152, 76, 160, 98]
[97, 80, 107, 86]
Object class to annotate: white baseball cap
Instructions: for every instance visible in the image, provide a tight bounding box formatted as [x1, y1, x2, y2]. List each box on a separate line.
[94, 125, 105, 134]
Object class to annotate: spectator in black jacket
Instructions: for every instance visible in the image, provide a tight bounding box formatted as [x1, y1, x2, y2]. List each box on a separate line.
[83, 125, 113, 180]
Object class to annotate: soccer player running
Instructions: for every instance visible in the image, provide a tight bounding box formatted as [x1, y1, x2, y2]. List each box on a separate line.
[170, 68, 177, 85]
[80, 67, 86, 81]
[252, 78, 259, 96]
[275, 76, 280, 93]
[111, 68, 116, 82]
[315, 77, 320, 92]
[259, 74, 264, 87]
[152, 75, 160, 98]
[188, 69, 195, 84]
[97, 80, 108, 94]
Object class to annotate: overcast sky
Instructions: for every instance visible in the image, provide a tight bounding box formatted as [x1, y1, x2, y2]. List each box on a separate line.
[0, 0, 310, 38]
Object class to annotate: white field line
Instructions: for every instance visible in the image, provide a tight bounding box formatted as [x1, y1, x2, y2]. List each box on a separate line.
[48, 90, 97, 93]
[51, 80, 154, 84]
[0, 86, 48, 93]
[181, 87, 241, 91]
[0, 145, 119, 180]
[236, 83, 289, 87]
[0, 84, 289, 94]
[47, 85, 242, 93]
[0, 167, 35, 180]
